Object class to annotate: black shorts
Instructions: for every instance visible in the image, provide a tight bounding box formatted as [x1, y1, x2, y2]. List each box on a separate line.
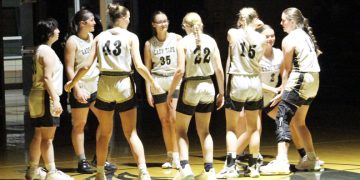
[282, 90, 315, 107]
[30, 91, 60, 127]
[95, 96, 137, 112]
[224, 96, 263, 112]
[153, 90, 180, 104]
[69, 91, 97, 108]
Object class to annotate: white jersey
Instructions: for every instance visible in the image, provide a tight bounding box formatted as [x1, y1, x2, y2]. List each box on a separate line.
[31, 45, 63, 96]
[97, 28, 133, 73]
[228, 28, 265, 75]
[70, 34, 99, 79]
[288, 28, 320, 72]
[259, 48, 283, 88]
[149, 32, 178, 76]
[69, 34, 99, 93]
[183, 33, 216, 78]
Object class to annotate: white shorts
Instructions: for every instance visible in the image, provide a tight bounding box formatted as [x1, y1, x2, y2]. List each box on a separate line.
[177, 78, 215, 115]
[152, 74, 180, 95]
[225, 74, 263, 111]
[283, 72, 319, 106]
[263, 91, 276, 107]
[97, 75, 135, 103]
[78, 76, 98, 95]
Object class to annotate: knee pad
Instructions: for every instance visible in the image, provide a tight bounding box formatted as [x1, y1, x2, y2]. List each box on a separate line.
[275, 101, 297, 143]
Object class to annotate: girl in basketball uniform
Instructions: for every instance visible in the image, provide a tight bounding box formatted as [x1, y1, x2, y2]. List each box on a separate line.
[217, 7, 266, 178]
[167, 12, 224, 180]
[26, 18, 73, 180]
[260, 7, 322, 174]
[143, 11, 182, 169]
[64, 9, 117, 174]
[257, 24, 324, 172]
[65, 4, 161, 180]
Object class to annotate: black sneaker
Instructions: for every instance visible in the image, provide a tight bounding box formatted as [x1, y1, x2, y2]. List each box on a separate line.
[104, 161, 117, 171]
[78, 159, 95, 174]
[91, 158, 117, 172]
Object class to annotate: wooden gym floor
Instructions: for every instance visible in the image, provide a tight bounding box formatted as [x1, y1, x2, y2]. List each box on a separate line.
[0, 89, 359, 179]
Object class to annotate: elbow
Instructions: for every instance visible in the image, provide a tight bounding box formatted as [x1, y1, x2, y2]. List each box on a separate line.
[175, 69, 185, 78]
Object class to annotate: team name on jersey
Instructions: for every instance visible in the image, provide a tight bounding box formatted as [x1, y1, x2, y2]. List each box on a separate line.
[154, 47, 175, 56]
[80, 47, 91, 56]
[261, 64, 281, 72]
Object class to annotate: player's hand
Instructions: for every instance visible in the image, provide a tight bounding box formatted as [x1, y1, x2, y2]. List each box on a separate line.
[216, 93, 224, 110]
[74, 88, 89, 104]
[147, 94, 155, 108]
[64, 81, 74, 92]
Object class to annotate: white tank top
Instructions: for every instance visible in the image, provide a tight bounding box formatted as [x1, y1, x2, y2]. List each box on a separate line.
[70, 34, 99, 80]
[228, 28, 265, 75]
[149, 32, 178, 76]
[260, 48, 283, 88]
[97, 29, 132, 72]
[288, 29, 320, 72]
[183, 33, 216, 78]
[32, 45, 63, 95]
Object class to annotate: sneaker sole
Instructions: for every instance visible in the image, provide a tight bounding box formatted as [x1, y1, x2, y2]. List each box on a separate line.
[260, 171, 291, 175]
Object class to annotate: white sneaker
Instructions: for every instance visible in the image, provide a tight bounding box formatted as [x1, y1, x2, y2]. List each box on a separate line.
[317, 159, 325, 166]
[296, 155, 321, 171]
[95, 172, 106, 180]
[162, 159, 181, 169]
[260, 159, 290, 175]
[216, 165, 239, 179]
[196, 168, 216, 180]
[139, 171, 151, 180]
[162, 161, 173, 169]
[173, 164, 194, 180]
[245, 156, 263, 178]
[45, 170, 73, 180]
[25, 167, 47, 180]
[172, 159, 181, 169]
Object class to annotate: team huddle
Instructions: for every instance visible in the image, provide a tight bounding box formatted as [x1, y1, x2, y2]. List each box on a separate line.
[25, 3, 323, 180]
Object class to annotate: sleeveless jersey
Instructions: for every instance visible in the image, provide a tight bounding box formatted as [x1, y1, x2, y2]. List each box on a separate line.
[32, 45, 63, 95]
[97, 29, 132, 72]
[228, 28, 265, 75]
[149, 32, 178, 75]
[70, 33, 99, 80]
[183, 33, 216, 78]
[259, 48, 283, 88]
[288, 29, 320, 72]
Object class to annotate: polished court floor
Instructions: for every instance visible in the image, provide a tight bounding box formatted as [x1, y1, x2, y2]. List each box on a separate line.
[1, 90, 360, 179]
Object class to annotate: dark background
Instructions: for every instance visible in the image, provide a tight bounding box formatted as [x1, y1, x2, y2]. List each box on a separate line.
[1, 0, 360, 146]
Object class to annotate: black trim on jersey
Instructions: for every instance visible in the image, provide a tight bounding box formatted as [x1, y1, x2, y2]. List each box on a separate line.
[100, 71, 133, 76]
[184, 76, 211, 81]
[152, 71, 175, 77]
[69, 92, 97, 108]
[293, 51, 299, 71]
[30, 91, 60, 127]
